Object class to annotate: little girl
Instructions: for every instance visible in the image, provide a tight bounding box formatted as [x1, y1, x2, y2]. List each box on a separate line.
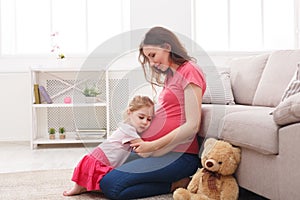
[63, 95, 155, 196]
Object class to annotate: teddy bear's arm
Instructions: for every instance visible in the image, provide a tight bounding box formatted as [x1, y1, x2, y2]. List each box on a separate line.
[220, 177, 239, 200]
[187, 169, 203, 193]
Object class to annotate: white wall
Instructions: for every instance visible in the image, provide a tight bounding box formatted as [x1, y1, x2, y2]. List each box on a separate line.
[0, 72, 31, 141]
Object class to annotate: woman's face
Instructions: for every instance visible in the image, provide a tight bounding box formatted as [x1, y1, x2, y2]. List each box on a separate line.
[142, 45, 171, 72]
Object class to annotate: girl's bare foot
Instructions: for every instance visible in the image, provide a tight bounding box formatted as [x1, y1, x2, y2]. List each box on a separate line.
[171, 177, 191, 192]
[63, 183, 87, 196]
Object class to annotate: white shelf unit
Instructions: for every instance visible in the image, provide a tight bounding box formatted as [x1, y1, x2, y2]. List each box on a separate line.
[30, 67, 109, 149]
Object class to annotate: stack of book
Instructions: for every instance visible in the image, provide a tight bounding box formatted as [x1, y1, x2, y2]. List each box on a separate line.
[75, 128, 106, 140]
[33, 84, 53, 104]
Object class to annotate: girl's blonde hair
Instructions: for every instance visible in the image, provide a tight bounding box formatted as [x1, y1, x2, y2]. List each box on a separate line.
[123, 95, 154, 121]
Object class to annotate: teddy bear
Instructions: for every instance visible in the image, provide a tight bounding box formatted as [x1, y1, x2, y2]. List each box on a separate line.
[173, 138, 241, 200]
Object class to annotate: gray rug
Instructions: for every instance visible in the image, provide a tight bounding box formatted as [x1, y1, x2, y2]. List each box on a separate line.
[0, 169, 172, 200]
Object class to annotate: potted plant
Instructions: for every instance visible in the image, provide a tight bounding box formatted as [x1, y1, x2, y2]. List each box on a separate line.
[82, 85, 101, 103]
[49, 128, 56, 140]
[59, 127, 66, 139]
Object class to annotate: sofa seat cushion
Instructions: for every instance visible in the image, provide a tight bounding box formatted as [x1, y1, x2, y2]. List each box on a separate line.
[219, 108, 279, 155]
[199, 104, 271, 138]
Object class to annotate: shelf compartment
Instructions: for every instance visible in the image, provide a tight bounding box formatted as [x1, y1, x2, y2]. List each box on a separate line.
[30, 68, 109, 149]
[33, 136, 105, 145]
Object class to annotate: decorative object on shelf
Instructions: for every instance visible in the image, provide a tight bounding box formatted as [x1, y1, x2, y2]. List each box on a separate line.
[82, 85, 101, 103]
[49, 128, 56, 140]
[50, 31, 65, 59]
[83, 85, 100, 97]
[33, 84, 41, 104]
[58, 127, 66, 139]
[64, 97, 72, 104]
[39, 85, 53, 104]
[85, 96, 98, 103]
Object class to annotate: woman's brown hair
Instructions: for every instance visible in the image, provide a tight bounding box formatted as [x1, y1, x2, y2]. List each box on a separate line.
[138, 26, 194, 87]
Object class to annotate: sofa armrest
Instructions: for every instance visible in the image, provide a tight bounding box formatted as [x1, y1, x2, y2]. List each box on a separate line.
[277, 123, 300, 199]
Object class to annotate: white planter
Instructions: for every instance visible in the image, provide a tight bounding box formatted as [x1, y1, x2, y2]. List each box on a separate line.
[85, 97, 97, 103]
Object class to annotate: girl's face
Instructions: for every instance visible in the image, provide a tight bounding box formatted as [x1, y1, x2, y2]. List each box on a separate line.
[128, 106, 154, 133]
[142, 45, 171, 72]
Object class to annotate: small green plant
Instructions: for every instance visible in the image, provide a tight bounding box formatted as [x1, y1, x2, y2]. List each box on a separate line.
[59, 127, 65, 134]
[58, 127, 66, 139]
[82, 86, 100, 97]
[49, 128, 56, 134]
[49, 128, 56, 139]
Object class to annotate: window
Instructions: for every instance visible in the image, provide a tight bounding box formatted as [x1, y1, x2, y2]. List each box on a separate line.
[195, 0, 296, 51]
[0, 0, 129, 55]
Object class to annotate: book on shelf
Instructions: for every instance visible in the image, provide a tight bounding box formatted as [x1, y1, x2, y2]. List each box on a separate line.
[33, 84, 41, 104]
[38, 85, 53, 104]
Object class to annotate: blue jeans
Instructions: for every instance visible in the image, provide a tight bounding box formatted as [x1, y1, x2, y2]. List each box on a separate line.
[100, 152, 200, 200]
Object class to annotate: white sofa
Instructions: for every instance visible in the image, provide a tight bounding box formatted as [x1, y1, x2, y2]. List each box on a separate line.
[199, 50, 300, 200]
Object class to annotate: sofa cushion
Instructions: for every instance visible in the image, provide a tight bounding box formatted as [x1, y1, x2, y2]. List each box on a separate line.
[281, 64, 300, 102]
[273, 93, 300, 126]
[229, 54, 269, 105]
[199, 104, 271, 138]
[203, 69, 235, 105]
[253, 50, 300, 107]
[219, 108, 279, 155]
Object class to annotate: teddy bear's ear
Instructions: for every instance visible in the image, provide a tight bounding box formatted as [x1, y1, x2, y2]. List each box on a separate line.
[204, 138, 217, 149]
[202, 138, 217, 156]
[232, 146, 241, 164]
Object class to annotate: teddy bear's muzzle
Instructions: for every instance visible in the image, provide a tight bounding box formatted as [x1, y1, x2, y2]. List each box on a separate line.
[205, 159, 219, 171]
[206, 161, 214, 167]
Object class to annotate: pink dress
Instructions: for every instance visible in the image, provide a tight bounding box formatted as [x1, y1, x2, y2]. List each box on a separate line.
[71, 123, 140, 191]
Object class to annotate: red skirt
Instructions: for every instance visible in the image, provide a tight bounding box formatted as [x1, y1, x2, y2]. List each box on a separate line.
[71, 147, 113, 191]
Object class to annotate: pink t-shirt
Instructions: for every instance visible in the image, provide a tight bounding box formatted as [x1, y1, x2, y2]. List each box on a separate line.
[141, 61, 206, 154]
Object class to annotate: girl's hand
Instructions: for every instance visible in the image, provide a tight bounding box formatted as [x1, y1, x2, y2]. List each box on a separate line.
[130, 140, 155, 153]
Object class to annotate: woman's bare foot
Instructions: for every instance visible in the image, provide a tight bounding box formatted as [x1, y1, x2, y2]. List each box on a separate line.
[63, 183, 87, 196]
[171, 177, 191, 192]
